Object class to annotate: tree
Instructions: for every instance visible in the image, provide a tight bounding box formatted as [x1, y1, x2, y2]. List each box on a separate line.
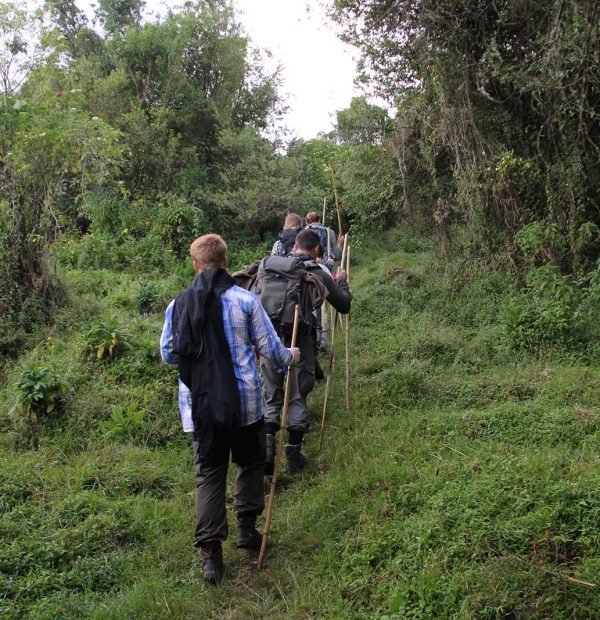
[45, 0, 105, 61]
[0, 1, 39, 99]
[334, 96, 392, 145]
[1, 38, 124, 353]
[333, 0, 600, 270]
[97, 0, 145, 37]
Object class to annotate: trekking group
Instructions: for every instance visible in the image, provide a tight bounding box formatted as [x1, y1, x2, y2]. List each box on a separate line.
[160, 212, 352, 583]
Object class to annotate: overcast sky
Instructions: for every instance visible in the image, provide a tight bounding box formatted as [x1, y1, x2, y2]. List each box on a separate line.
[73, 0, 363, 139]
[233, 0, 361, 139]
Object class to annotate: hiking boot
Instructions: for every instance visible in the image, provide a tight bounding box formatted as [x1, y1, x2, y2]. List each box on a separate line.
[265, 433, 276, 476]
[236, 514, 262, 550]
[201, 547, 224, 584]
[285, 443, 309, 474]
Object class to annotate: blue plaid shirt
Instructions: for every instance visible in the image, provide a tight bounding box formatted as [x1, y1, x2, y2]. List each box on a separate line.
[160, 284, 293, 432]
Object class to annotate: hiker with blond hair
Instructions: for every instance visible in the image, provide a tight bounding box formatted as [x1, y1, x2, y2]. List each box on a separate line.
[160, 233, 300, 584]
[271, 213, 303, 257]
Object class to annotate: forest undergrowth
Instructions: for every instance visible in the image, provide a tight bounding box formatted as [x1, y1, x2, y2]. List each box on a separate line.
[1, 229, 600, 619]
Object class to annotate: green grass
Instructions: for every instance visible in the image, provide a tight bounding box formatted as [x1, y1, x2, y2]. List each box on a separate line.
[2, 230, 600, 618]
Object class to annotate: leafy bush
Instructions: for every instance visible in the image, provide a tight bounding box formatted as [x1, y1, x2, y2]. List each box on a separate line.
[84, 317, 129, 361]
[516, 220, 566, 267]
[129, 234, 175, 272]
[79, 233, 132, 270]
[397, 236, 426, 253]
[503, 265, 583, 350]
[15, 364, 71, 445]
[15, 364, 70, 422]
[227, 240, 272, 271]
[136, 283, 161, 315]
[100, 404, 145, 437]
[151, 193, 207, 258]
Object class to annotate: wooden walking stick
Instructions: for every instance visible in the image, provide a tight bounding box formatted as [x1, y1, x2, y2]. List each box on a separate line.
[319, 237, 350, 449]
[330, 304, 337, 375]
[340, 233, 349, 272]
[330, 233, 348, 373]
[319, 311, 339, 450]
[328, 162, 344, 237]
[257, 305, 300, 570]
[344, 245, 351, 413]
[322, 196, 327, 225]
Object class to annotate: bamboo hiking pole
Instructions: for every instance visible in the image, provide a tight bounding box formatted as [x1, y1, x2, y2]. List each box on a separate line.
[344, 245, 351, 413]
[328, 162, 344, 237]
[319, 235, 349, 450]
[257, 305, 300, 571]
[333, 232, 349, 362]
[319, 314, 338, 450]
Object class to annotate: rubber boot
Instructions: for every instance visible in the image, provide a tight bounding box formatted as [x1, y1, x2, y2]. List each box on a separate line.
[201, 546, 224, 584]
[236, 513, 262, 550]
[284, 443, 309, 474]
[265, 433, 276, 476]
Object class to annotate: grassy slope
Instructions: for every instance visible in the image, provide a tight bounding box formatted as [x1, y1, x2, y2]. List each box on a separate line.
[2, 231, 600, 618]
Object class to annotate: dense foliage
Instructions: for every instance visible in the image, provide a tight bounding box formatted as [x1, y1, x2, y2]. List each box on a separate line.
[333, 0, 600, 271]
[1, 230, 600, 618]
[0, 0, 398, 356]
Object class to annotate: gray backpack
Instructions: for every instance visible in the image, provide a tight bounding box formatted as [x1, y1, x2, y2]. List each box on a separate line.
[252, 255, 317, 334]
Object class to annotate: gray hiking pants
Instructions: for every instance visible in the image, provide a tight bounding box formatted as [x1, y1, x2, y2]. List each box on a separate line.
[192, 420, 265, 548]
[262, 329, 315, 432]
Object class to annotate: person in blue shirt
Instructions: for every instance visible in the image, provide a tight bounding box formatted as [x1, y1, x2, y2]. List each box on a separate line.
[160, 233, 300, 584]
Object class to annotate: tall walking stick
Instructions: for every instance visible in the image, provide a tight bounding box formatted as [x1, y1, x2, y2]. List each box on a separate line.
[344, 245, 351, 413]
[328, 162, 344, 237]
[257, 305, 300, 570]
[331, 233, 348, 373]
[319, 237, 349, 449]
[319, 312, 338, 450]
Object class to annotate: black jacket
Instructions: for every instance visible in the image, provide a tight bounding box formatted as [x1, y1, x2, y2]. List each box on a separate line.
[173, 268, 241, 432]
[291, 252, 352, 314]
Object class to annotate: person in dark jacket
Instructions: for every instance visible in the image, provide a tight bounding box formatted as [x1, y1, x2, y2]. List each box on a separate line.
[160, 234, 300, 583]
[271, 213, 303, 257]
[262, 229, 352, 474]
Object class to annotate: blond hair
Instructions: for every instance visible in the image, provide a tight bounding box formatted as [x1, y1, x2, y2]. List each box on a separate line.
[284, 213, 302, 229]
[305, 211, 321, 224]
[189, 234, 227, 270]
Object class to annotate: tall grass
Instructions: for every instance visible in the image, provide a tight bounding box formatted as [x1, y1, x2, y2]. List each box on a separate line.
[1, 229, 599, 618]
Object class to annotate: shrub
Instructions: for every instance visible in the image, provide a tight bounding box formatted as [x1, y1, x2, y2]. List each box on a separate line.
[398, 236, 426, 254]
[100, 404, 146, 438]
[74, 233, 132, 270]
[227, 240, 272, 271]
[151, 193, 207, 258]
[502, 265, 583, 350]
[16, 364, 70, 422]
[130, 234, 175, 272]
[84, 317, 129, 361]
[15, 364, 70, 446]
[136, 283, 161, 315]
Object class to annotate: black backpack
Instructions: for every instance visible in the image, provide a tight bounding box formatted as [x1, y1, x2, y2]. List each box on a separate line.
[278, 227, 302, 256]
[252, 255, 315, 334]
[306, 224, 329, 259]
